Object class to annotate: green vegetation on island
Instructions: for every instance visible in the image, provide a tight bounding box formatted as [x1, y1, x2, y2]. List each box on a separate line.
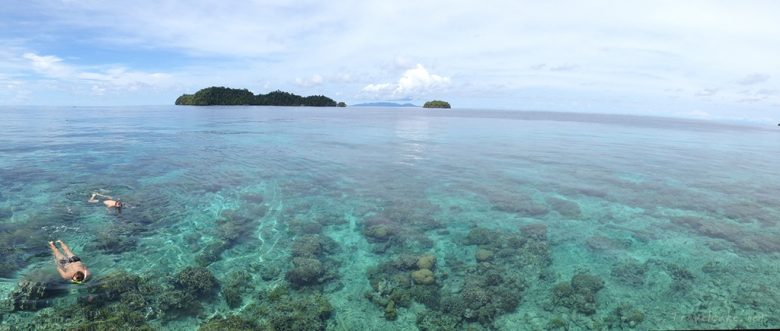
[175, 86, 341, 107]
[422, 100, 451, 109]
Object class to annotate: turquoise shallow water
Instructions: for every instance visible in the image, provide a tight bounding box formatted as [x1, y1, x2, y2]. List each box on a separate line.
[0, 106, 778, 330]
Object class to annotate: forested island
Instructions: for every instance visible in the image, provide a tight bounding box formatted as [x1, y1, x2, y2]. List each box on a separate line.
[423, 100, 451, 109]
[175, 86, 343, 107]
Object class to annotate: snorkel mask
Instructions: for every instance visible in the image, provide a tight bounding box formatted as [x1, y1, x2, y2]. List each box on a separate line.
[71, 272, 86, 284]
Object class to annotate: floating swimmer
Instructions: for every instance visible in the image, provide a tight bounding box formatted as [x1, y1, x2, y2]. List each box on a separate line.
[88, 192, 123, 213]
[48, 240, 90, 284]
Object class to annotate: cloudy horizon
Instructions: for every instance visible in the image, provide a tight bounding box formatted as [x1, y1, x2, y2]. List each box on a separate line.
[1, 0, 779, 123]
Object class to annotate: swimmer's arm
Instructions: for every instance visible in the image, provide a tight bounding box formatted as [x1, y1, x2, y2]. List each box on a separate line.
[56, 267, 69, 278]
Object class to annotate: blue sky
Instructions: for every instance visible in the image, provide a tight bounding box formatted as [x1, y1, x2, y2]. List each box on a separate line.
[1, 1, 779, 123]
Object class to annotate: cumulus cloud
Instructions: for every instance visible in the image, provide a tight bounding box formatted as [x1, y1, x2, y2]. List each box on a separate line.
[295, 74, 324, 87]
[2, 1, 780, 119]
[362, 64, 450, 99]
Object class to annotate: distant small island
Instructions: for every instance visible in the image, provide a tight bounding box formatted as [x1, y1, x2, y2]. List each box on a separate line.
[176, 86, 342, 107]
[351, 102, 419, 107]
[423, 100, 451, 109]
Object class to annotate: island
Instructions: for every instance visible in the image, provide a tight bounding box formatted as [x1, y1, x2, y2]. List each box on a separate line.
[422, 100, 451, 109]
[175, 86, 341, 107]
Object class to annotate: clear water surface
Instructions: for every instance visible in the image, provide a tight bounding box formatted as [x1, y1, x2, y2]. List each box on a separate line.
[0, 106, 778, 330]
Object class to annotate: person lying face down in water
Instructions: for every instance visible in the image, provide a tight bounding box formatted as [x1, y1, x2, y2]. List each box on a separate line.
[49, 240, 90, 284]
[88, 192, 123, 212]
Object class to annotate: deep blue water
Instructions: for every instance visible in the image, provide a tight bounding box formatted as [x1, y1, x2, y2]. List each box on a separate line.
[1, 106, 778, 330]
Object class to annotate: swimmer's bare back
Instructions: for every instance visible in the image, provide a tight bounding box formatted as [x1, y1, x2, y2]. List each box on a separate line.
[103, 200, 121, 208]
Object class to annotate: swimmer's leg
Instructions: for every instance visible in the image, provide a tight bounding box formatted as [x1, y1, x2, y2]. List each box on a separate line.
[49, 241, 66, 266]
[57, 240, 76, 258]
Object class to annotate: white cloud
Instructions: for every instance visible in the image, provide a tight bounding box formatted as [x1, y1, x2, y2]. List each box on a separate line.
[362, 64, 450, 99]
[1, 1, 780, 120]
[23, 53, 72, 77]
[20, 52, 171, 95]
[295, 74, 324, 87]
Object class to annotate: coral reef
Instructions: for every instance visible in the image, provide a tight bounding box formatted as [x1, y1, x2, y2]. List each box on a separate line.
[14, 270, 157, 330]
[288, 219, 324, 235]
[439, 268, 526, 325]
[285, 234, 339, 288]
[611, 259, 649, 287]
[417, 254, 436, 270]
[384, 300, 397, 320]
[489, 193, 549, 216]
[606, 303, 645, 329]
[363, 224, 395, 242]
[195, 241, 229, 267]
[465, 227, 500, 246]
[359, 199, 441, 253]
[174, 266, 218, 297]
[416, 310, 460, 331]
[663, 262, 695, 293]
[241, 290, 333, 330]
[551, 271, 604, 315]
[196, 208, 266, 267]
[546, 196, 582, 218]
[407, 224, 550, 328]
[0, 220, 49, 278]
[475, 248, 494, 262]
[412, 269, 435, 285]
[586, 235, 632, 251]
[286, 257, 325, 286]
[91, 222, 142, 254]
[87, 272, 142, 305]
[222, 270, 252, 308]
[9, 278, 62, 311]
[672, 216, 780, 253]
[365, 254, 442, 320]
[198, 314, 257, 331]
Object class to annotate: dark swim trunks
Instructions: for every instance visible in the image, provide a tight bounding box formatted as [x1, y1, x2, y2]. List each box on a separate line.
[58, 256, 81, 266]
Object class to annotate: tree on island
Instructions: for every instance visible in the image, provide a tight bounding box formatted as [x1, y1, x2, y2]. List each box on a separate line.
[175, 86, 341, 107]
[423, 100, 451, 109]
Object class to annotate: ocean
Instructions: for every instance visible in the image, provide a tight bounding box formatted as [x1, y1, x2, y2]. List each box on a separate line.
[1, 106, 778, 330]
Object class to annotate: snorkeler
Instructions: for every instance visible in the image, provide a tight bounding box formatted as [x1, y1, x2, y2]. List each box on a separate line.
[88, 192, 123, 212]
[48, 240, 90, 284]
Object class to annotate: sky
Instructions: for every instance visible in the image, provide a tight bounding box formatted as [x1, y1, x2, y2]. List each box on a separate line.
[1, 0, 779, 123]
